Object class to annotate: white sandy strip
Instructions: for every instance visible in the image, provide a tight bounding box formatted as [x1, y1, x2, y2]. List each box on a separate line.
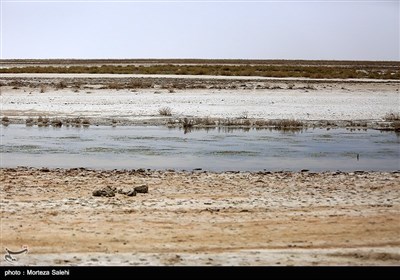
[2, 247, 399, 266]
[1, 73, 399, 83]
[1, 88, 399, 120]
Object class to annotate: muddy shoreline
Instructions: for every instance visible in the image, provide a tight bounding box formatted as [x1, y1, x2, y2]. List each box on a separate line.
[1, 115, 398, 132]
[1, 76, 399, 131]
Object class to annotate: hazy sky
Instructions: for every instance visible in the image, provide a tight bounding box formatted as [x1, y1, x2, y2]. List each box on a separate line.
[1, 0, 399, 61]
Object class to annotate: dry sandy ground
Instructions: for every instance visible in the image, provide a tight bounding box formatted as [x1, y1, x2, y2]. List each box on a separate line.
[1, 73, 399, 122]
[1, 168, 399, 266]
[1, 87, 398, 121]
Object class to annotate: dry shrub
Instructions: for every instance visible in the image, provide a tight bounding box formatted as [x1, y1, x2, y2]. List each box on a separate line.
[384, 112, 400, 121]
[159, 107, 172, 116]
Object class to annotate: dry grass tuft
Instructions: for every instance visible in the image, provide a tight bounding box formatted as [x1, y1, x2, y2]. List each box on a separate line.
[159, 107, 172, 116]
[384, 112, 400, 121]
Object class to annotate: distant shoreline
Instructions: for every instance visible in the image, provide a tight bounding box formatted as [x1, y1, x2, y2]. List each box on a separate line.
[1, 74, 398, 131]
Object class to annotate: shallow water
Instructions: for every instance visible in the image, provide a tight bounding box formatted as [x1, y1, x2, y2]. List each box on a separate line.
[1, 125, 399, 171]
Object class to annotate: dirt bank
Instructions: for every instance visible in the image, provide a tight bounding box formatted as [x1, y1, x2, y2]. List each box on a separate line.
[1, 168, 399, 266]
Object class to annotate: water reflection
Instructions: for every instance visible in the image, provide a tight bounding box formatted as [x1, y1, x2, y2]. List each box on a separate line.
[1, 125, 399, 171]
[174, 126, 306, 134]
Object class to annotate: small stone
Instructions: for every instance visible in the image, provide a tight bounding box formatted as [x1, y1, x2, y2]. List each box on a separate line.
[117, 189, 128, 195]
[92, 186, 115, 197]
[126, 190, 137, 197]
[134, 184, 148, 193]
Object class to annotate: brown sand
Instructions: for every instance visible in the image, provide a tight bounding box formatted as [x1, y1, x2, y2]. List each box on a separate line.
[1, 168, 399, 266]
